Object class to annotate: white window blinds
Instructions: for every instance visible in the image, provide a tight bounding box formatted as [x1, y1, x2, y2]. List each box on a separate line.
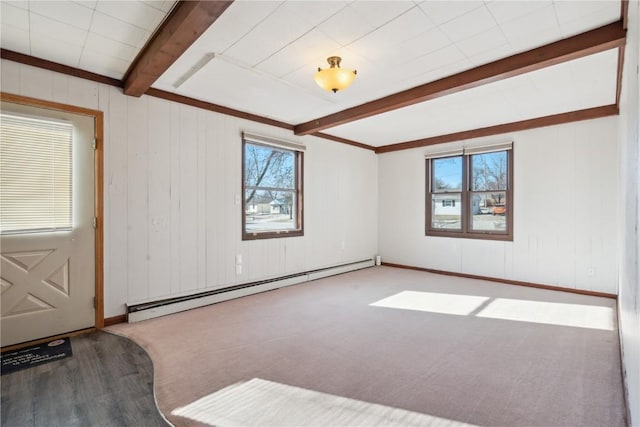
[425, 141, 513, 158]
[0, 113, 73, 234]
[242, 132, 306, 152]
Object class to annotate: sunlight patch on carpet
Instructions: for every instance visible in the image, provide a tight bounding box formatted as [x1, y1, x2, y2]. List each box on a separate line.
[476, 298, 614, 331]
[370, 291, 614, 330]
[370, 291, 490, 316]
[171, 378, 475, 426]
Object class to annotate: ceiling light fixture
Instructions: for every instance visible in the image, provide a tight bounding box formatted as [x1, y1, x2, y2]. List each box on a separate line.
[314, 56, 357, 93]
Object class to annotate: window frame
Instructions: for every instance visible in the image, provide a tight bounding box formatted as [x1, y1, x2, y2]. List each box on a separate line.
[425, 148, 513, 241]
[242, 137, 304, 241]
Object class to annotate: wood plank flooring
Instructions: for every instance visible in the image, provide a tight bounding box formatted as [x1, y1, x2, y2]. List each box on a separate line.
[1, 331, 168, 427]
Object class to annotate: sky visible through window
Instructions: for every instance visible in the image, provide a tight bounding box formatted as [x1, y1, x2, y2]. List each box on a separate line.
[433, 156, 461, 191]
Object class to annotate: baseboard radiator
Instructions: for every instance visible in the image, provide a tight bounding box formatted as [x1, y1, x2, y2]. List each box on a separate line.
[127, 258, 374, 322]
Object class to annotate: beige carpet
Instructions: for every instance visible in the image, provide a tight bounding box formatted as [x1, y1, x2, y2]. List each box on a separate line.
[171, 378, 473, 426]
[107, 266, 626, 427]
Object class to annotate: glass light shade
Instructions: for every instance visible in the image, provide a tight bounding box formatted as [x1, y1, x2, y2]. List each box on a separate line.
[314, 57, 356, 93]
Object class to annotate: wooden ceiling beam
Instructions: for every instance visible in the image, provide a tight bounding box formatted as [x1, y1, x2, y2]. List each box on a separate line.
[294, 20, 626, 136]
[375, 104, 619, 154]
[123, 1, 233, 97]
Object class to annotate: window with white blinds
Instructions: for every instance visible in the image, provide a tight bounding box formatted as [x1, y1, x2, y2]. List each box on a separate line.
[0, 113, 73, 234]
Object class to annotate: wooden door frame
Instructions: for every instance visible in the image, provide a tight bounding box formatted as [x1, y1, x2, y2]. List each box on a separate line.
[1, 92, 105, 331]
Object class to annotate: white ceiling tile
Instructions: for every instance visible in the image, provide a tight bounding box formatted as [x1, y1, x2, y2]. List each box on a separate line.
[2, 2, 29, 30]
[568, 48, 618, 105]
[282, 1, 348, 28]
[178, 57, 334, 123]
[455, 26, 508, 58]
[95, 1, 167, 31]
[256, 29, 341, 78]
[30, 13, 88, 48]
[348, 7, 435, 62]
[83, 32, 139, 62]
[199, 1, 282, 55]
[30, 33, 83, 67]
[384, 27, 452, 66]
[90, 11, 151, 47]
[507, 26, 563, 52]
[79, 49, 130, 78]
[466, 43, 513, 67]
[439, 6, 498, 43]
[401, 58, 472, 89]
[348, 1, 416, 28]
[141, 1, 176, 13]
[3, 1, 28, 10]
[553, 1, 618, 25]
[1, 24, 30, 53]
[405, 45, 467, 76]
[29, 1, 94, 30]
[558, 3, 621, 38]
[418, 1, 484, 25]
[223, 5, 315, 67]
[72, 1, 97, 10]
[318, 4, 376, 46]
[486, 1, 552, 24]
[500, 4, 560, 48]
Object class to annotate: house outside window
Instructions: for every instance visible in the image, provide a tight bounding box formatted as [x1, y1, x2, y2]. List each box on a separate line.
[242, 133, 304, 240]
[426, 142, 513, 241]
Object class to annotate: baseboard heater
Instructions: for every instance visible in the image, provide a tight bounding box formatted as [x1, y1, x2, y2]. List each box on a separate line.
[127, 258, 374, 323]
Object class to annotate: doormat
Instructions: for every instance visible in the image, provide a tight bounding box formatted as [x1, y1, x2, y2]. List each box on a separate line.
[1, 338, 73, 375]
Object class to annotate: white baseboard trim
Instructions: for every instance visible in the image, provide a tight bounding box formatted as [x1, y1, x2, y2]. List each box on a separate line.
[127, 259, 374, 323]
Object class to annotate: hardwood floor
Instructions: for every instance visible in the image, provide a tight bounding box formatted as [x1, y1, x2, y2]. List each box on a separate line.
[1, 331, 168, 427]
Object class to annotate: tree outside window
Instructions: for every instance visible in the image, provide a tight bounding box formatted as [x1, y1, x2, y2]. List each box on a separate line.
[426, 145, 513, 240]
[242, 137, 303, 240]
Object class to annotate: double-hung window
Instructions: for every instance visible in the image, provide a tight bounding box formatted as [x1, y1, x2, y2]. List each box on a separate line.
[242, 133, 304, 240]
[426, 142, 513, 240]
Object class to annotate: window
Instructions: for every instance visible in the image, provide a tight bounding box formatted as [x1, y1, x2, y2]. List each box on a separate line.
[426, 143, 512, 240]
[242, 133, 303, 240]
[0, 113, 73, 234]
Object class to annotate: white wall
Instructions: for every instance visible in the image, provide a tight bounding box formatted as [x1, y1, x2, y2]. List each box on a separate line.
[378, 117, 619, 294]
[0, 59, 379, 317]
[618, 1, 640, 425]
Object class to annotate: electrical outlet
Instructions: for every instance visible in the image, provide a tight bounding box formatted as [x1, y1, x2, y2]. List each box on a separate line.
[235, 254, 242, 265]
[236, 264, 242, 275]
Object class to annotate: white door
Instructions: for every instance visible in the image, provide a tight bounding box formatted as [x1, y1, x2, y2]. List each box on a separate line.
[0, 101, 95, 347]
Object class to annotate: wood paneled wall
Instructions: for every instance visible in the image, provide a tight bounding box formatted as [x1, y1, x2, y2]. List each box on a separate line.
[1, 59, 379, 317]
[378, 117, 620, 294]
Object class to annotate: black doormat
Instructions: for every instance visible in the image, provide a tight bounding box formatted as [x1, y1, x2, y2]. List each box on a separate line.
[1, 338, 73, 375]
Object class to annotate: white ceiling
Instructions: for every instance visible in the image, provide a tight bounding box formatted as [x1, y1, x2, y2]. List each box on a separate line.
[0, 0, 623, 148]
[1, 0, 176, 78]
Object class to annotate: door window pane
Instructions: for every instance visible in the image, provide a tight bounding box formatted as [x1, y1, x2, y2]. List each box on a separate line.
[0, 113, 73, 234]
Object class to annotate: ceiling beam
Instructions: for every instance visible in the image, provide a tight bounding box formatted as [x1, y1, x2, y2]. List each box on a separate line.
[294, 20, 626, 136]
[311, 133, 376, 151]
[1, 49, 123, 87]
[146, 88, 293, 130]
[375, 104, 619, 154]
[123, 0, 233, 97]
